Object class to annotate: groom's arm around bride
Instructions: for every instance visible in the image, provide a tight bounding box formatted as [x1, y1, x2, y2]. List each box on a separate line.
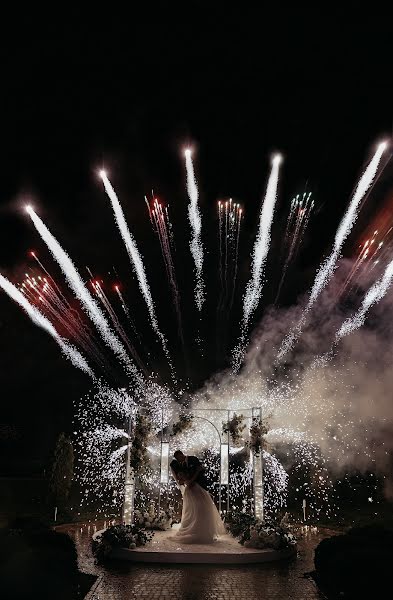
[187, 455, 209, 490]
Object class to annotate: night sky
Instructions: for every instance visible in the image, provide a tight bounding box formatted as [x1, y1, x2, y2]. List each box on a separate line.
[1, 7, 392, 469]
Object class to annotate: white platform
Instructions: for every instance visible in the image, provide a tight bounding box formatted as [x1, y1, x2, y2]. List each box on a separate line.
[97, 528, 296, 564]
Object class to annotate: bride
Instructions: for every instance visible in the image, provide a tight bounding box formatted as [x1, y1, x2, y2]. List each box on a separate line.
[170, 450, 226, 544]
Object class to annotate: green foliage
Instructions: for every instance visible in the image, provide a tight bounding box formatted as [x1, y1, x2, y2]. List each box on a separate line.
[246, 416, 270, 455]
[92, 524, 154, 563]
[49, 433, 74, 507]
[171, 413, 194, 436]
[225, 511, 257, 540]
[222, 413, 246, 445]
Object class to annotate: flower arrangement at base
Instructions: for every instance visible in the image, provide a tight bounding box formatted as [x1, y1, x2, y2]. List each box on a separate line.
[225, 510, 257, 539]
[225, 511, 296, 552]
[244, 522, 297, 551]
[134, 504, 177, 531]
[170, 413, 194, 436]
[222, 413, 246, 445]
[129, 414, 152, 474]
[92, 523, 154, 563]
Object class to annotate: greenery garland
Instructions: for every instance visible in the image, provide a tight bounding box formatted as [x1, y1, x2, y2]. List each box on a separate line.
[170, 413, 194, 436]
[246, 416, 270, 455]
[222, 413, 246, 445]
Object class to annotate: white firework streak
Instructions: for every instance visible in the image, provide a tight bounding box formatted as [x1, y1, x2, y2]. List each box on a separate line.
[102, 445, 128, 484]
[243, 155, 282, 328]
[91, 425, 129, 443]
[26, 207, 141, 382]
[0, 273, 94, 378]
[266, 427, 306, 444]
[231, 156, 281, 370]
[278, 142, 387, 359]
[100, 173, 175, 379]
[337, 255, 393, 340]
[185, 149, 205, 310]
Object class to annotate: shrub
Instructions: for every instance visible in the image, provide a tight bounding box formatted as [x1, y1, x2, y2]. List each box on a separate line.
[225, 510, 296, 550]
[92, 523, 154, 563]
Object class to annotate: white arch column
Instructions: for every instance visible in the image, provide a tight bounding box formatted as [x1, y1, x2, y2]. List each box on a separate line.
[252, 406, 264, 521]
[220, 432, 229, 515]
[122, 452, 135, 525]
[122, 411, 136, 525]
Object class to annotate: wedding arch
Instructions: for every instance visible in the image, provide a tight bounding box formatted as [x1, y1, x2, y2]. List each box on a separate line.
[122, 406, 264, 525]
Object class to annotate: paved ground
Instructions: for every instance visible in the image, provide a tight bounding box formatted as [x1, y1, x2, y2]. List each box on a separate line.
[58, 521, 334, 599]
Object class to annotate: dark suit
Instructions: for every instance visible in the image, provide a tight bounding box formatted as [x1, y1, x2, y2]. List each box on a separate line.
[170, 455, 208, 490]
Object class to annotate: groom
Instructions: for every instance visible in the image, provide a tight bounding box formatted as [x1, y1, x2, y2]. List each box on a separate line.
[170, 450, 209, 490]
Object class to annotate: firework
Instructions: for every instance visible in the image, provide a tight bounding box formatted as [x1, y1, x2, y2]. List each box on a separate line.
[217, 199, 243, 315]
[26, 205, 141, 382]
[232, 154, 282, 370]
[243, 154, 282, 327]
[100, 172, 175, 381]
[19, 266, 108, 372]
[337, 252, 393, 340]
[0, 273, 94, 378]
[1, 139, 390, 523]
[338, 227, 392, 300]
[147, 196, 186, 354]
[275, 192, 314, 304]
[184, 149, 205, 311]
[92, 279, 148, 376]
[114, 284, 140, 341]
[277, 141, 387, 360]
[30, 250, 70, 307]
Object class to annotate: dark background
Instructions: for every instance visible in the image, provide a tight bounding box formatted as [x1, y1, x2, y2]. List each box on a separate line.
[1, 6, 392, 473]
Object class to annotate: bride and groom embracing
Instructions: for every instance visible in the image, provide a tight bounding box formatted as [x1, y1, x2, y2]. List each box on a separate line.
[170, 450, 226, 544]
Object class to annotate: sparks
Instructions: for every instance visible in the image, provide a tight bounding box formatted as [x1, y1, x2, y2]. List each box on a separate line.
[185, 148, 205, 311]
[100, 172, 176, 381]
[232, 154, 282, 370]
[278, 141, 387, 360]
[0, 273, 94, 378]
[27, 206, 141, 382]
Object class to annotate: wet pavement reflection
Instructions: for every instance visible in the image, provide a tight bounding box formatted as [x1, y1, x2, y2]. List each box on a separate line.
[57, 521, 335, 599]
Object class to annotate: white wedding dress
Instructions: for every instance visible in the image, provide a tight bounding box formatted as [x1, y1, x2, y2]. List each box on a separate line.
[172, 482, 226, 544]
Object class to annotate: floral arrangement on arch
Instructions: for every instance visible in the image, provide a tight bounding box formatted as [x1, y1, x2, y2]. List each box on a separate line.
[92, 523, 154, 563]
[134, 503, 177, 531]
[225, 511, 296, 551]
[222, 413, 246, 445]
[246, 416, 270, 455]
[171, 413, 194, 436]
[129, 413, 152, 474]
